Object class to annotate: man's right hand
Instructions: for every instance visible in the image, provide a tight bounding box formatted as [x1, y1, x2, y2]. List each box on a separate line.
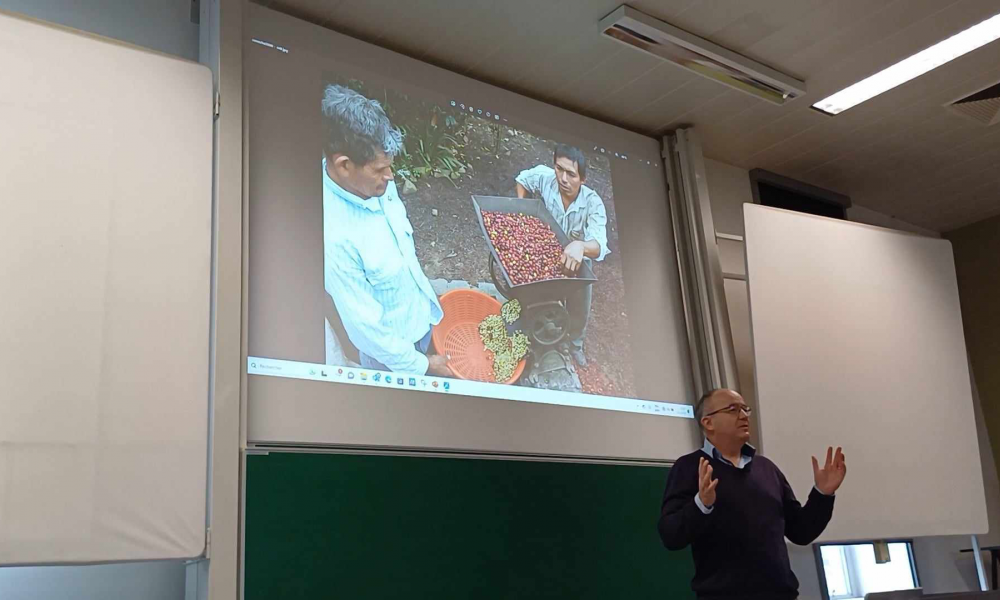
[698, 457, 718, 508]
[426, 354, 453, 377]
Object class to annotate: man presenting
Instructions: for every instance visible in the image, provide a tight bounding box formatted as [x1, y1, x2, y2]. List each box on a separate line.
[658, 389, 846, 599]
[321, 84, 451, 376]
[514, 144, 609, 367]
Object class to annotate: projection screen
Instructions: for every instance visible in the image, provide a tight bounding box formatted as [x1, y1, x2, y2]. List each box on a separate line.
[245, 4, 700, 462]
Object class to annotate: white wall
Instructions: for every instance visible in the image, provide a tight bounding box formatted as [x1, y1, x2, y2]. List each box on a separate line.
[0, 0, 199, 60]
[0, 562, 186, 600]
[704, 157, 1000, 598]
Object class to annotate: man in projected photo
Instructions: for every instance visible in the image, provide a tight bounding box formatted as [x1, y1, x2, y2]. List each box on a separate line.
[514, 145, 609, 367]
[658, 389, 846, 599]
[321, 84, 452, 377]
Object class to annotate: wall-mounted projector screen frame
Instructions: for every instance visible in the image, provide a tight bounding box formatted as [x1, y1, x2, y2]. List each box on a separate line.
[243, 4, 701, 462]
[744, 204, 988, 541]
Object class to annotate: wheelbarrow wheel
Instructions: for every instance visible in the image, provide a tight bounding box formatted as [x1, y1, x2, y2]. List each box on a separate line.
[528, 301, 570, 346]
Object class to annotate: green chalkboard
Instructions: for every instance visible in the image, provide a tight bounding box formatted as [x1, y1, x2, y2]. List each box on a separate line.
[244, 452, 695, 599]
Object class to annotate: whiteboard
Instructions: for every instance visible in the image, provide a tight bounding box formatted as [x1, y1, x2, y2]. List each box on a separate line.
[744, 204, 987, 542]
[0, 11, 212, 563]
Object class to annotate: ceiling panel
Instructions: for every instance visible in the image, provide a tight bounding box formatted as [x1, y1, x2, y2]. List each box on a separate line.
[661, 90, 761, 131]
[705, 0, 827, 53]
[587, 64, 698, 123]
[556, 49, 661, 110]
[634, 77, 735, 132]
[505, 0, 625, 90]
[741, 0, 897, 78]
[662, 0, 773, 41]
[260, 0, 1000, 232]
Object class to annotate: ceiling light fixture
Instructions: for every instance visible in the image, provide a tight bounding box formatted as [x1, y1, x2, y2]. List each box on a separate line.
[813, 12, 1000, 115]
[598, 5, 806, 106]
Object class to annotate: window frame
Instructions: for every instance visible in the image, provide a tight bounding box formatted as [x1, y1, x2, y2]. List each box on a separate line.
[814, 540, 921, 600]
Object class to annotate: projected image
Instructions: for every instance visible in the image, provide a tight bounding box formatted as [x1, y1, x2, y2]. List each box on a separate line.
[320, 77, 636, 398]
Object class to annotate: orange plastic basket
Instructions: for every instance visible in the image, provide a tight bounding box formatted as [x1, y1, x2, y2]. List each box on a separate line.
[432, 288, 526, 384]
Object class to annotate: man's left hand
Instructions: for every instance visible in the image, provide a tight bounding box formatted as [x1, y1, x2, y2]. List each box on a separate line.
[562, 241, 586, 274]
[427, 354, 454, 377]
[812, 446, 847, 495]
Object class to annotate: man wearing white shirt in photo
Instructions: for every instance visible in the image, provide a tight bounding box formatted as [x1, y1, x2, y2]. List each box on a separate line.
[514, 145, 609, 367]
[321, 84, 451, 377]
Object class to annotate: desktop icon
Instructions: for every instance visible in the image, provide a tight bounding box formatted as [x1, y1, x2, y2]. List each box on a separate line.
[397, 377, 404, 385]
[250, 362, 256, 368]
[408, 377, 416, 386]
[309, 369, 316, 376]
[421, 379, 427, 387]
[372, 373, 381, 382]
[337, 368, 343, 375]
[443, 382, 450, 390]
[321, 370, 328, 377]
[360, 372, 368, 381]
[347, 372, 355, 380]
[432, 381, 439, 388]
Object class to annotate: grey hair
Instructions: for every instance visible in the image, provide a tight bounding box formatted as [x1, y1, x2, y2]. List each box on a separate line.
[321, 84, 404, 166]
[694, 389, 726, 427]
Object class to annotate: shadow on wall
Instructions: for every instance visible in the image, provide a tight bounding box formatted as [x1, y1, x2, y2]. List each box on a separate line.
[0, 0, 199, 60]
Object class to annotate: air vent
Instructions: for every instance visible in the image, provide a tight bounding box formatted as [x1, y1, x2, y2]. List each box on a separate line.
[948, 81, 1000, 126]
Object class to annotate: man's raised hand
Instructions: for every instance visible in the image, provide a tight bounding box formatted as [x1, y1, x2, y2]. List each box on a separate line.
[698, 456, 718, 508]
[812, 446, 847, 495]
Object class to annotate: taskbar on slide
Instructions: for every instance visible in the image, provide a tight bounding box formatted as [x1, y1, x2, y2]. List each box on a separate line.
[247, 357, 694, 419]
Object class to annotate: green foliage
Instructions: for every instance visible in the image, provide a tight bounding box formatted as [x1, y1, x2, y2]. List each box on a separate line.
[396, 106, 473, 190]
[325, 77, 474, 191]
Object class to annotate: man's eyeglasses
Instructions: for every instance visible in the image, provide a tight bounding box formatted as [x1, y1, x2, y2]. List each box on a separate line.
[704, 403, 753, 417]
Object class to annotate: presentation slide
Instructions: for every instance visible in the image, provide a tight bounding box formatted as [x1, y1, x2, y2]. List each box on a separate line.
[245, 4, 698, 459]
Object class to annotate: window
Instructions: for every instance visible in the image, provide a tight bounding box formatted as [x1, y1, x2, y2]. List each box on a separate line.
[748, 168, 850, 221]
[817, 542, 919, 600]
[755, 181, 847, 220]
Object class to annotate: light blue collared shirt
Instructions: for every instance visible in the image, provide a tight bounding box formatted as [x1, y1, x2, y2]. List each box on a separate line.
[702, 438, 755, 469]
[323, 159, 443, 374]
[514, 165, 610, 261]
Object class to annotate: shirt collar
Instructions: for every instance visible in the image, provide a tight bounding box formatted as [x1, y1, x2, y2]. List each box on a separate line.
[323, 157, 383, 213]
[562, 185, 594, 214]
[702, 438, 756, 461]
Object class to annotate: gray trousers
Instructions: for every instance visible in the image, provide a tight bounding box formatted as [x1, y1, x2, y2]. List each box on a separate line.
[566, 258, 593, 350]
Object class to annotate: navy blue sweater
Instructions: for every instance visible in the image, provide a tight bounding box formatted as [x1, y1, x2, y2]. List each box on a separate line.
[658, 449, 835, 600]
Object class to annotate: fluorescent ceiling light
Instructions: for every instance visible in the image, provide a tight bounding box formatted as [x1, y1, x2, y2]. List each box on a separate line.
[813, 12, 1000, 115]
[599, 6, 806, 105]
